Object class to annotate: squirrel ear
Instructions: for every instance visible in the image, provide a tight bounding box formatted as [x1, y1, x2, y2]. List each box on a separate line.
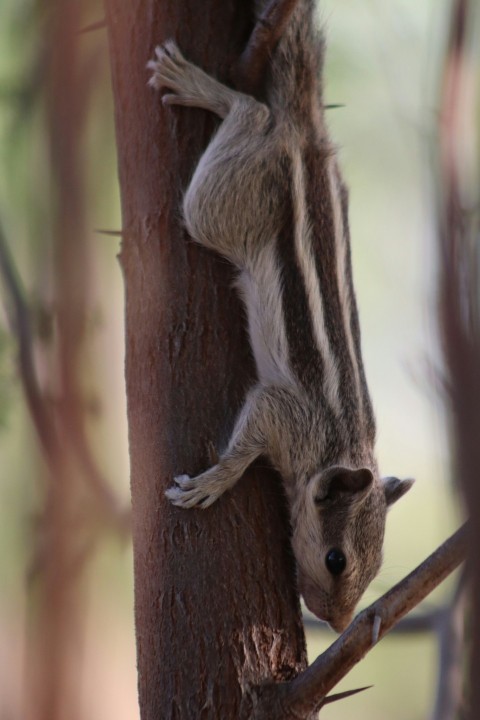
[383, 476, 415, 506]
[328, 467, 373, 497]
[315, 467, 374, 506]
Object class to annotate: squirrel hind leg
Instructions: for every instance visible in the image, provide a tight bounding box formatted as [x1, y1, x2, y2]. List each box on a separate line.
[147, 41, 240, 119]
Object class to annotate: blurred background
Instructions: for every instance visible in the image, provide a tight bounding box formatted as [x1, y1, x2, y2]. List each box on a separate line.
[0, 0, 477, 718]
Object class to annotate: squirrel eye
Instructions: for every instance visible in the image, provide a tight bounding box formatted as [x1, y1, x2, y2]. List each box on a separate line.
[325, 548, 346, 576]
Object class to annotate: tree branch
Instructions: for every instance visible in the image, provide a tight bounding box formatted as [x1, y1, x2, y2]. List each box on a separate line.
[249, 524, 467, 718]
[303, 607, 444, 635]
[0, 216, 58, 462]
[232, 0, 302, 94]
[0, 215, 130, 533]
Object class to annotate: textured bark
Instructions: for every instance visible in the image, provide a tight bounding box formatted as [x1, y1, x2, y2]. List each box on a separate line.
[105, 2, 309, 718]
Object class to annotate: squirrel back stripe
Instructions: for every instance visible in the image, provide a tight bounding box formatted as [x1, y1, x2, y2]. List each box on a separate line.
[303, 147, 366, 439]
[328, 161, 365, 422]
[290, 148, 342, 414]
[275, 158, 327, 394]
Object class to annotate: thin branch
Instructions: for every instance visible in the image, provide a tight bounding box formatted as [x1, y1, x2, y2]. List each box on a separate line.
[250, 524, 467, 719]
[0, 217, 58, 462]
[0, 216, 130, 533]
[232, 0, 302, 94]
[303, 607, 443, 635]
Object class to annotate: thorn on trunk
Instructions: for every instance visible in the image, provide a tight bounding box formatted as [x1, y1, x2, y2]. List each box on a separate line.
[95, 229, 123, 237]
[372, 613, 382, 644]
[79, 19, 108, 35]
[322, 685, 373, 706]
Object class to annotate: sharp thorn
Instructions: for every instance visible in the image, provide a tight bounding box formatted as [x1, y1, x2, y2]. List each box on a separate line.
[79, 19, 108, 35]
[95, 229, 123, 237]
[322, 685, 373, 706]
[372, 614, 382, 644]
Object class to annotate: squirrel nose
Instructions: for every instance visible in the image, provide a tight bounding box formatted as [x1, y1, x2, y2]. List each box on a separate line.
[298, 574, 355, 633]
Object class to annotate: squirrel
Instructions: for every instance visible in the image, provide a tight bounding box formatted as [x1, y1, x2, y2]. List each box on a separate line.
[147, 0, 414, 633]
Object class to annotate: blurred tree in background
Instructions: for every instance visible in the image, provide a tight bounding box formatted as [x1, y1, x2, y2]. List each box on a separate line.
[0, 0, 478, 718]
[0, 1, 131, 718]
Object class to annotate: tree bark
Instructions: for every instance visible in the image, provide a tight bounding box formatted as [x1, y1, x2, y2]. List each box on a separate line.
[104, 2, 309, 717]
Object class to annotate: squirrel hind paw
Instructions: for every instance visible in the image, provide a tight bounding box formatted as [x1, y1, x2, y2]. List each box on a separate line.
[147, 43, 186, 92]
[160, 40, 185, 62]
[174, 473, 194, 489]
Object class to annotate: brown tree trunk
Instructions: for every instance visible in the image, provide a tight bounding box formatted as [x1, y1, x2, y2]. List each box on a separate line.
[437, 2, 479, 716]
[104, 2, 309, 717]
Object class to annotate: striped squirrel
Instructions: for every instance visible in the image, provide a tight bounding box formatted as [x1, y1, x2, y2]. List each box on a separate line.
[147, 0, 413, 632]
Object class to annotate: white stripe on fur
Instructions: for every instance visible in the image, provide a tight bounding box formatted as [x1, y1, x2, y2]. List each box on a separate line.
[291, 150, 341, 416]
[329, 159, 363, 417]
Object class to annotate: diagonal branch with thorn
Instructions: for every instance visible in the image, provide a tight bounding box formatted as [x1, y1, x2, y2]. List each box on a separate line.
[244, 524, 467, 718]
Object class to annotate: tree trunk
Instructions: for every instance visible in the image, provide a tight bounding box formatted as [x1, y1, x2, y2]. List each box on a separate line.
[104, 2, 309, 717]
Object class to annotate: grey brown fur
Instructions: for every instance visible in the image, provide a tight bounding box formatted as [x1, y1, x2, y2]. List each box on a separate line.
[148, 0, 413, 632]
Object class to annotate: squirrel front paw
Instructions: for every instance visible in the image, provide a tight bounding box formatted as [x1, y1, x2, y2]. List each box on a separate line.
[165, 469, 232, 509]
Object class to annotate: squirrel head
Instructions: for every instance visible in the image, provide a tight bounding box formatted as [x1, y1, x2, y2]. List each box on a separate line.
[290, 466, 414, 632]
